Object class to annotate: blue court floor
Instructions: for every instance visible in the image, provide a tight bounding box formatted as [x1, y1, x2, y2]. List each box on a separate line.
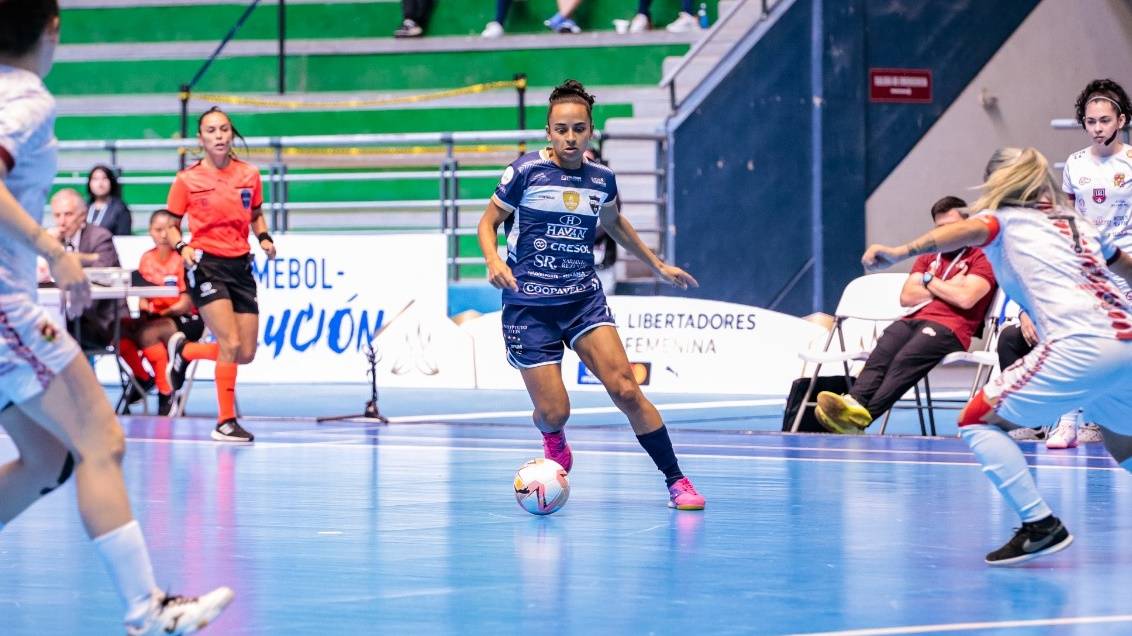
[2, 389, 1132, 635]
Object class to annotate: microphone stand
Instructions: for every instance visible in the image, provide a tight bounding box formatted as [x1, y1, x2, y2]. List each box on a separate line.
[316, 299, 415, 425]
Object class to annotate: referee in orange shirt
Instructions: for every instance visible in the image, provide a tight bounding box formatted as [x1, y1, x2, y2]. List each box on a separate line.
[165, 107, 276, 442]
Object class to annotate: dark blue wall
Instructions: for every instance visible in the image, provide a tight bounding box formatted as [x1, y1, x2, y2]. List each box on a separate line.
[670, 1, 816, 314]
[670, 0, 1039, 314]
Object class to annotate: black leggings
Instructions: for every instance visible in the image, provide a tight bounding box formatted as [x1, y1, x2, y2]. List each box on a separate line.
[849, 319, 963, 421]
[402, 0, 435, 24]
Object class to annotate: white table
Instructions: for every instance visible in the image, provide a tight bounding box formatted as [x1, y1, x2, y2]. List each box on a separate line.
[38, 284, 179, 321]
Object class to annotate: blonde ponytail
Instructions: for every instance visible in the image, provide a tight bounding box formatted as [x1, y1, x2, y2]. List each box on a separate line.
[972, 147, 1063, 211]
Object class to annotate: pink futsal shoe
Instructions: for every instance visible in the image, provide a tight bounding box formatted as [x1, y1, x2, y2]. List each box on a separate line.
[542, 431, 573, 473]
[667, 477, 706, 510]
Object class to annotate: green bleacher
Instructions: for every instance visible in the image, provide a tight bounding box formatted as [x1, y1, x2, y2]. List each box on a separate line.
[51, 0, 714, 276]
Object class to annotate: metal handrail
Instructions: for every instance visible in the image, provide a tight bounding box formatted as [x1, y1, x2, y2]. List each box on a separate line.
[658, 0, 750, 90]
[56, 129, 670, 281]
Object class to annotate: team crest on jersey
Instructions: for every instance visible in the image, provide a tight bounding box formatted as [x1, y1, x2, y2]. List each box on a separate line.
[562, 191, 580, 211]
[589, 195, 602, 213]
[1116, 173, 1127, 187]
[1094, 188, 1107, 204]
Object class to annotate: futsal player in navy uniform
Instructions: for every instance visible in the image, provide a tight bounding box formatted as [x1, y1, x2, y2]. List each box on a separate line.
[477, 80, 705, 509]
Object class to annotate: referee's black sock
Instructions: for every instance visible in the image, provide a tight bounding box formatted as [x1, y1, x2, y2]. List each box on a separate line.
[636, 426, 684, 487]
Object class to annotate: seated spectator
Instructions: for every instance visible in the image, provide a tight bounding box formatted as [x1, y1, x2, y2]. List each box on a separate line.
[814, 196, 998, 434]
[483, 0, 585, 37]
[545, 0, 583, 34]
[48, 188, 125, 350]
[85, 164, 132, 236]
[998, 311, 1104, 447]
[394, 0, 435, 38]
[119, 210, 205, 416]
[625, 0, 702, 33]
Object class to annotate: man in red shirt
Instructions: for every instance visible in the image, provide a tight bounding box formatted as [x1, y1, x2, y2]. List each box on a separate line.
[816, 196, 998, 434]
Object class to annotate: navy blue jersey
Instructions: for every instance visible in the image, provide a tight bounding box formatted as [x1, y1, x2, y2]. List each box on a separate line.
[492, 149, 620, 306]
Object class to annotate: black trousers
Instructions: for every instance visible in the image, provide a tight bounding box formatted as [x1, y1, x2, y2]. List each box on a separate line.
[402, 0, 435, 24]
[996, 323, 1033, 370]
[849, 319, 964, 421]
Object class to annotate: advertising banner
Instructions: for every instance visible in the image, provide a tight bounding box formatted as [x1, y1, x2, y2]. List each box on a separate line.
[97, 234, 456, 385]
[466, 296, 827, 395]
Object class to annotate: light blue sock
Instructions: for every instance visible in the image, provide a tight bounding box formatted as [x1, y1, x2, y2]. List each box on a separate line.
[960, 424, 1053, 523]
[1121, 457, 1132, 474]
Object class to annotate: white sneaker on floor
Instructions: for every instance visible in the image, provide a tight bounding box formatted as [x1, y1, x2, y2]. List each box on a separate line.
[629, 13, 650, 32]
[481, 21, 503, 38]
[1046, 409, 1081, 449]
[1078, 423, 1105, 444]
[128, 587, 234, 635]
[666, 12, 700, 33]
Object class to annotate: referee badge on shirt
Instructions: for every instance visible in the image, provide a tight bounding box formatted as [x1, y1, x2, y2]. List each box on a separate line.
[1094, 188, 1107, 204]
[241, 188, 253, 210]
[562, 191, 580, 211]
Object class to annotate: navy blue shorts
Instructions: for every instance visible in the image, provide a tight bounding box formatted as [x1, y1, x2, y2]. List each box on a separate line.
[502, 293, 616, 368]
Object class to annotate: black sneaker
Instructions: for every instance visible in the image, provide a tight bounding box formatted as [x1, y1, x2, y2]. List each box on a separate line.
[157, 393, 175, 417]
[393, 19, 422, 37]
[166, 332, 189, 393]
[985, 515, 1073, 566]
[212, 418, 254, 443]
[125, 377, 155, 404]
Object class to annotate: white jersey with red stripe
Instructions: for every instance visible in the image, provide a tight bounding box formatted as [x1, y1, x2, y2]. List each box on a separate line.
[1062, 146, 1132, 252]
[0, 64, 58, 300]
[976, 205, 1132, 342]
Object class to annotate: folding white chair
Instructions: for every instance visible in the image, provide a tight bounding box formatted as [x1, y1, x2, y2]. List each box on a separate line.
[791, 273, 921, 433]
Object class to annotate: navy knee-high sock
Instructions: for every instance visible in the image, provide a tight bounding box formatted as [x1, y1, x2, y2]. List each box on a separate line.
[637, 426, 684, 486]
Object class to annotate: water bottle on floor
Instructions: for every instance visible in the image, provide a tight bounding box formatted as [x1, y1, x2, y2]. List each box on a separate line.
[698, 3, 709, 28]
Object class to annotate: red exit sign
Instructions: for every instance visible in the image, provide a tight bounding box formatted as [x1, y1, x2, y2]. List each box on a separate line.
[869, 68, 932, 103]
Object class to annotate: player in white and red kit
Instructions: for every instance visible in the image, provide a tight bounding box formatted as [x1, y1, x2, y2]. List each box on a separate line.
[862, 147, 1132, 566]
[0, 2, 232, 632]
[1036, 79, 1132, 448]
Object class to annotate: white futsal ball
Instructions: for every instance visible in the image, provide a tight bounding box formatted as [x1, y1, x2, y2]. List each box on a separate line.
[513, 458, 570, 515]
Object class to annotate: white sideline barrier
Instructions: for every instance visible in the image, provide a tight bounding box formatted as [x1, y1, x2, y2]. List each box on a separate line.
[91, 238, 825, 393]
[96, 233, 456, 385]
[463, 296, 828, 395]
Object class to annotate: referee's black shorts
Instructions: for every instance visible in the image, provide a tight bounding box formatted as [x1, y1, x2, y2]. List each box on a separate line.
[186, 253, 259, 315]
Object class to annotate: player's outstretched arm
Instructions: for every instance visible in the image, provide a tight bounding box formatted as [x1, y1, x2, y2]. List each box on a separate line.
[1107, 250, 1132, 283]
[598, 204, 698, 290]
[478, 198, 518, 291]
[0, 168, 91, 316]
[863, 217, 990, 273]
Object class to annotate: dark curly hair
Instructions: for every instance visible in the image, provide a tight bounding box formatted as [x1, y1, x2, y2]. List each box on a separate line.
[1075, 79, 1132, 129]
[547, 79, 596, 125]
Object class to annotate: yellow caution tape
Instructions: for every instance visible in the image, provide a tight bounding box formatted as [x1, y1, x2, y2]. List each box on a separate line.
[187, 79, 524, 110]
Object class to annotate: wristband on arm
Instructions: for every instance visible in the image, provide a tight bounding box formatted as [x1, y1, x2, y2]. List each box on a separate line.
[257, 232, 273, 244]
